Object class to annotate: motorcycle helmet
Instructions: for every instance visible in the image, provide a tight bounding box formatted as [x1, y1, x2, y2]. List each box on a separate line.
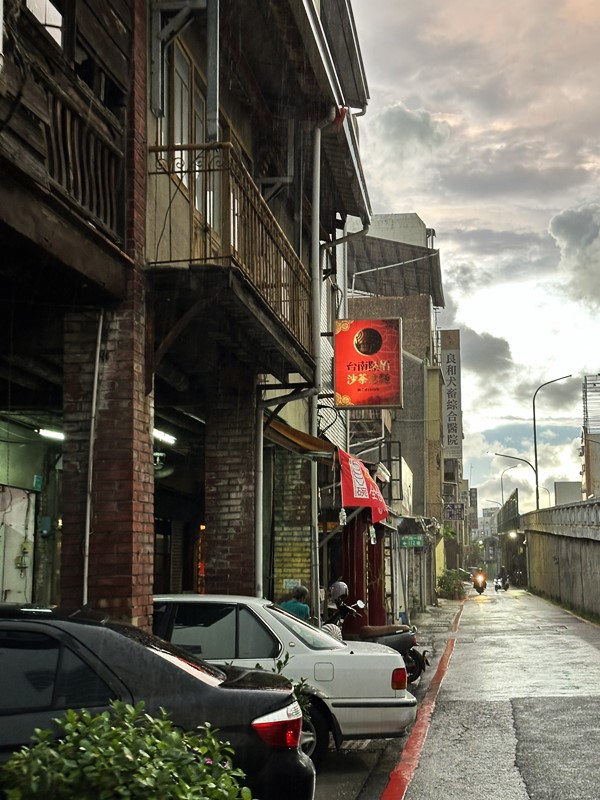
[330, 581, 349, 602]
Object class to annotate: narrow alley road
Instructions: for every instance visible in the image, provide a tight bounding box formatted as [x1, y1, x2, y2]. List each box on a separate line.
[316, 588, 600, 799]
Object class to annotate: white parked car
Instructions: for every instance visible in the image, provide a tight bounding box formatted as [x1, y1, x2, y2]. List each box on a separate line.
[153, 594, 418, 765]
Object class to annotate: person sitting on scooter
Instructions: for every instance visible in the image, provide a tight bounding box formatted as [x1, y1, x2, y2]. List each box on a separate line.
[474, 566, 487, 589]
[497, 565, 509, 588]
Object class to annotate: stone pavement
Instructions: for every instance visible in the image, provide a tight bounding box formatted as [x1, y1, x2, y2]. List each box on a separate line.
[409, 596, 464, 665]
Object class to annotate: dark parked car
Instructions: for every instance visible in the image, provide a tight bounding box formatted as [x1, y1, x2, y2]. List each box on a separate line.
[0, 604, 315, 800]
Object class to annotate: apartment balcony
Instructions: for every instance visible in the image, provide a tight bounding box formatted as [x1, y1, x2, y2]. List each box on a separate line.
[0, 37, 125, 244]
[0, 19, 128, 302]
[147, 143, 314, 383]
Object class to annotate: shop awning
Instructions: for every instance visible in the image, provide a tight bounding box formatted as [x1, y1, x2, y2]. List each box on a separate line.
[263, 419, 336, 461]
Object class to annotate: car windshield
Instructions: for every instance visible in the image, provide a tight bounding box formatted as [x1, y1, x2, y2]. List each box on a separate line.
[267, 605, 347, 650]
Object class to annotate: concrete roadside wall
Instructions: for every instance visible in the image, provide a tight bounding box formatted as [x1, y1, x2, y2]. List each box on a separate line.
[523, 501, 600, 617]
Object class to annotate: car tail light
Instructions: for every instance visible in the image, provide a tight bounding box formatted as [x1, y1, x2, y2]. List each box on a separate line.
[392, 667, 407, 691]
[251, 700, 303, 749]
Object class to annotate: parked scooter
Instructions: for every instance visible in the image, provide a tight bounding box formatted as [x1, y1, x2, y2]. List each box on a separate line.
[323, 599, 429, 683]
[321, 598, 362, 640]
[473, 570, 487, 594]
[358, 621, 429, 683]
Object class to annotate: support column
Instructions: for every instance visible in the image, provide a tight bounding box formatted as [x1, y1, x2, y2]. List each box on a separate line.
[204, 375, 256, 595]
[62, 276, 154, 626]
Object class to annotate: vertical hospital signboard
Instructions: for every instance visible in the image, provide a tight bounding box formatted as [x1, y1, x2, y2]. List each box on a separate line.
[334, 318, 403, 409]
[440, 330, 463, 459]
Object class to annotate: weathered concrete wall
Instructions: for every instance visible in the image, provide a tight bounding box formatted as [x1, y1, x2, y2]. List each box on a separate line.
[523, 501, 600, 616]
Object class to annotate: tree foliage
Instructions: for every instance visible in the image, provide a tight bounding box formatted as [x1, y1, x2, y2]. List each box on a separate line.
[437, 568, 466, 600]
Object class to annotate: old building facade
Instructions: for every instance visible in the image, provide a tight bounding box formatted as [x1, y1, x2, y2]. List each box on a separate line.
[0, 0, 375, 623]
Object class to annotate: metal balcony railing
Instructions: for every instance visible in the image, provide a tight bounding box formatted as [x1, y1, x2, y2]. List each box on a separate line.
[147, 142, 312, 354]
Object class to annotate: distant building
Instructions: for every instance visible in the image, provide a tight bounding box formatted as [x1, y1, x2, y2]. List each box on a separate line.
[554, 482, 583, 505]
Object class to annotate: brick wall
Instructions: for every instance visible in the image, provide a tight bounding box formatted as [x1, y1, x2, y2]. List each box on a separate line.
[272, 448, 311, 599]
[204, 375, 257, 595]
[60, 0, 154, 627]
[62, 288, 154, 626]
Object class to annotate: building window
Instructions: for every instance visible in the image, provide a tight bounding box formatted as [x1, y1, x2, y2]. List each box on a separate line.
[27, 0, 63, 46]
[165, 43, 214, 218]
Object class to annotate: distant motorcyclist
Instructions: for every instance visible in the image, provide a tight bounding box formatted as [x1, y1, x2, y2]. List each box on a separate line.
[496, 565, 509, 590]
[473, 566, 487, 592]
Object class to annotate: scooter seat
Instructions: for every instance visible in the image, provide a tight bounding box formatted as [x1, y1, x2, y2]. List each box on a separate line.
[360, 623, 412, 638]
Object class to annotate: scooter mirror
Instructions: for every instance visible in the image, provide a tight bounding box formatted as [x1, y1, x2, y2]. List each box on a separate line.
[356, 599, 366, 609]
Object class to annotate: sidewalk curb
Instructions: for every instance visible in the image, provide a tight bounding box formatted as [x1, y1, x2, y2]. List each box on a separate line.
[380, 600, 465, 800]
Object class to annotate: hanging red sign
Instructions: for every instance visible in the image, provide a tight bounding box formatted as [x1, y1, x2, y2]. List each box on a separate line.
[334, 318, 403, 408]
[338, 448, 388, 523]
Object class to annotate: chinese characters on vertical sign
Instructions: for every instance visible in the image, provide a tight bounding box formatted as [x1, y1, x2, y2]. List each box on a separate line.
[334, 319, 403, 409]
[441, 330, 463, 460]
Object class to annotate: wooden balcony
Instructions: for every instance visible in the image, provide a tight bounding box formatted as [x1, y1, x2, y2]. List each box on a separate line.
[147, 143, 313, 379]
[0, 33, 125, 245]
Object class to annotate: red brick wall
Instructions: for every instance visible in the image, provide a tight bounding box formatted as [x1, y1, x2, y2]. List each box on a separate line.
[60, 0, 154, 627]
[204, 375, 256, 595]
[62, 287, 154, 625]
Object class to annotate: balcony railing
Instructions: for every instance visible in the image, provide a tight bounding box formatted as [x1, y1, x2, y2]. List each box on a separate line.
[44, 85, 124, 240]
[147, 142, 311, 354]
[0, 34, 125, 243]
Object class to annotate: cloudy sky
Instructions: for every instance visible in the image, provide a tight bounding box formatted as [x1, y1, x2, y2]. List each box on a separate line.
[351, 0, 600, 513]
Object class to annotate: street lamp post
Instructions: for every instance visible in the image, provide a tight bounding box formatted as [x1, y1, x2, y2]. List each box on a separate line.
[540, 486, 551, 507]
[533, 375, 571, 511]
[493, 452, 537, 508]
[501, 464, 519, 505]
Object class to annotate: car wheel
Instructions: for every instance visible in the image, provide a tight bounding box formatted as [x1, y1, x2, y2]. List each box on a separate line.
[301, 701, 329, 768]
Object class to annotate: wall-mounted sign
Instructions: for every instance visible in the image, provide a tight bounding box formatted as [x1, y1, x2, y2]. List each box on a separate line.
[399, 533, 425, 548]
[444, 502, 465, 520]
[440, 330, 463, 459]
[334, 318, 403, 409]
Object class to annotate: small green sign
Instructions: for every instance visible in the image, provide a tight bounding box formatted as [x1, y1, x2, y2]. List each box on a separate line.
[399, 533, 425, 548]
[33, 474, 43, 492]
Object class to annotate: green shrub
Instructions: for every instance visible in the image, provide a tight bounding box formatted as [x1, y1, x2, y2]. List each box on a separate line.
[437, 568, 466, 600]
[0, 701, 253, 800]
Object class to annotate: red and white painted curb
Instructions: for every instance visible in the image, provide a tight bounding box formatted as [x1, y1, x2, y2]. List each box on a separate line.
[380, 602, 465, 800]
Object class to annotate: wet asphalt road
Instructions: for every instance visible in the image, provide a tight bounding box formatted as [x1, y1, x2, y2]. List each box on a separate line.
[315, 587, 600, 799]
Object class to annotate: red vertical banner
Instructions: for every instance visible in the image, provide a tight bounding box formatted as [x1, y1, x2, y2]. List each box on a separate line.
[334, 318, 403, 408]
[338, 448, 388, 523]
